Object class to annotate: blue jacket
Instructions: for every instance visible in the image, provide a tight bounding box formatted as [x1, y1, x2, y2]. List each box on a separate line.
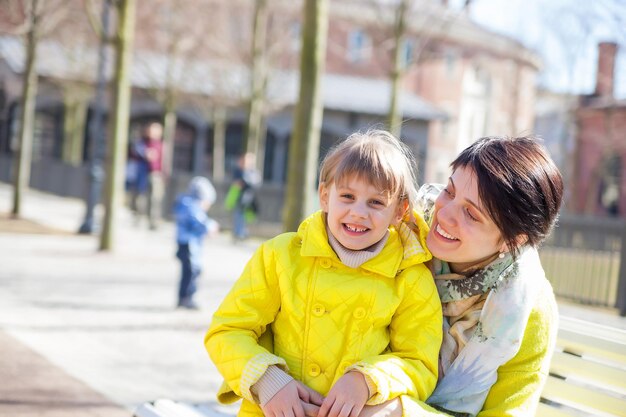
[174, 194, 215, 250]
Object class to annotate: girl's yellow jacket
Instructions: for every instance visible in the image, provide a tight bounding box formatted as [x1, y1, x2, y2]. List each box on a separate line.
[205, 211, 442, 416]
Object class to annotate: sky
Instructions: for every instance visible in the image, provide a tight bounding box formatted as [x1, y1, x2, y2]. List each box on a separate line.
[450, 0, 626, 98]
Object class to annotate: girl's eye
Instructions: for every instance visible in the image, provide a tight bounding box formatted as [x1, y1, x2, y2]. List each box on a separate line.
[340, 194, 354, 200]
[370, 199, 385, 206]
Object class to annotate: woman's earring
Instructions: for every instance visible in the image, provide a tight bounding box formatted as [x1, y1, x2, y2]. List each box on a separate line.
[498, 252, 505, 259]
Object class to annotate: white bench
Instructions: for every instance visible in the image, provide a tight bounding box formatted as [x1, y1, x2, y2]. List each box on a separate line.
[136, 317, 626, 417]
[134, 399, 232, 417]
[537, 316, 626, 417]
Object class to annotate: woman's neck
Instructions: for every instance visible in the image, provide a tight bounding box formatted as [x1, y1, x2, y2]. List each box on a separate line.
[448, 252, 500, 275]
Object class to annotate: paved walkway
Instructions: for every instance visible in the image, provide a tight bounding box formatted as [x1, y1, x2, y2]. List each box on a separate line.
[0, 183, 252, 416]
[1, 182, 625, 416]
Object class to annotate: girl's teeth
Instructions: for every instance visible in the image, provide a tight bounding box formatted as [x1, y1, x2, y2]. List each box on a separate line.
[346, 224, 367, 232]
[437, 224, 458, 240]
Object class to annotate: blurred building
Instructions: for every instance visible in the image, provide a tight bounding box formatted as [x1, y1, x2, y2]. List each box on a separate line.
[533, 89, 578, 211]
[0, 0, 540, 222]
[570, 42, 626, 217]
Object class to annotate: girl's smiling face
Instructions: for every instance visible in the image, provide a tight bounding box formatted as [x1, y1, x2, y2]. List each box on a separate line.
[426, 166, 507, 273]
[320, 175, 405, 250]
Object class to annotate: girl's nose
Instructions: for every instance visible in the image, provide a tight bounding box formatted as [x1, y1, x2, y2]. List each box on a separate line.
[350, 202, 368, 218]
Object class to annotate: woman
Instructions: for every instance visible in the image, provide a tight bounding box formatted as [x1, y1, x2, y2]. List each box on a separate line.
[364, 136, 563, 417]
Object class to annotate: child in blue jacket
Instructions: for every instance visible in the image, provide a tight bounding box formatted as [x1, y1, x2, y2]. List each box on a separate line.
[174, 176, 219, 309]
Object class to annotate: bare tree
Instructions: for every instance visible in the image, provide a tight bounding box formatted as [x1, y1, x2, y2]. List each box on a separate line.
[244, 0, 268, 160]
[0, 0, 68, 217]
[84, 0, 137, 250]
[283, 0, 329, 231]
[201, 0, 298, 176]
[387, 0, 408, 137]
[350, 0, 467, 138]
[131, 0, 208, 178]
[185, 65, 248, 183]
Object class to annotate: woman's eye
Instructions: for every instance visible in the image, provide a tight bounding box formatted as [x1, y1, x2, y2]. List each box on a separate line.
[443, 187, 453, 197]
[466, 208, 479, 222]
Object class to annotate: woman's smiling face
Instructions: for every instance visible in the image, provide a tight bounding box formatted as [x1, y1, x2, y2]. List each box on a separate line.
[426, 165, 506, 273]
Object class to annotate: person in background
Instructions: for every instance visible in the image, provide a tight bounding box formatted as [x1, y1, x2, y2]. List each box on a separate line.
[133, 122, 165, 230]
[206, 130, 442, 417]
[174, 176, 219, 310]
[361, 136, 563, 417]
[227, 152, 260, 242]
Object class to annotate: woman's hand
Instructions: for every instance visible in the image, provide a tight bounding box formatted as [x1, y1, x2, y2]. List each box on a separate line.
[318, 371, 369, 417]
[262, 380, 324, 417]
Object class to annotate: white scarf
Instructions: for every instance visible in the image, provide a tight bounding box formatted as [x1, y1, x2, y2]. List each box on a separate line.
[417, 183, 543, 416]
[427, 248, 543, 415]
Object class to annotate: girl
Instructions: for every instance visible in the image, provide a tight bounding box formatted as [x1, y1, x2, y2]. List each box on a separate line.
[363, 136, 563, 417]
[205, 130, 442, 417]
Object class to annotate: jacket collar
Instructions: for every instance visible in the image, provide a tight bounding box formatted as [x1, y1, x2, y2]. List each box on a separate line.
[297, 211, 432, 278]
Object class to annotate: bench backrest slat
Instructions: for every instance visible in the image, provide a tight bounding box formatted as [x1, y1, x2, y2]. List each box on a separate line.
[537, 317, 626, 417]
[536, 402, 577, 417]
[542, 376, 626, 416]
[549, 350, 626, 394]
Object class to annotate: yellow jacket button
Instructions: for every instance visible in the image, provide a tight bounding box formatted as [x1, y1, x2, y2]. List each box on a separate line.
[353, 307, 366, 319]
[308, 363, 321, 376]
[320, 259, 332, 268]
[312, 303, 325, 316]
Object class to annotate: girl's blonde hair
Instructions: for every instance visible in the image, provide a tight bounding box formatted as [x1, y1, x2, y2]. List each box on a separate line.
[319, 130, 419, 211]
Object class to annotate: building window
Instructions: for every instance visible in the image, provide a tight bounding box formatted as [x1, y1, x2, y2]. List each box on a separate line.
[402, 38, 414, 68]
[347, 29, 371, 63]
[229, 11, 246, 44]
[445, 51, 457, 78]
[290, 21, 301, 51]
[599, 155, 622, 216]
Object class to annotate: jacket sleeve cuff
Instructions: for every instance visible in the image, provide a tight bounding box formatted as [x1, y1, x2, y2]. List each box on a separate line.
[251, 365, 294, 405]
[346, 363, 386, 405]
[240, 353, 289, 403]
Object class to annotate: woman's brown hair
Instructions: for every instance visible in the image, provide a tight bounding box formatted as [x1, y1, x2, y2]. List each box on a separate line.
[451, 136, 564, 255]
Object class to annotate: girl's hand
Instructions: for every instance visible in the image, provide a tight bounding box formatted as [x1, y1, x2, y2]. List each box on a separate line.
[262, 380, 306, 417]
[303, 402, 322, 417]
[318, 371, 369, 417]
[295, 380, 324, 406]
[262, 380, 325, 417]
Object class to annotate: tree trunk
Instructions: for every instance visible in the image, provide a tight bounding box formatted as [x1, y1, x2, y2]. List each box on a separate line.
[387, 0, 407, 138]
[245, 0, 268, 159]
[162, 99, 177, 178]
[282, 0, 329, 231]
[99, 0, 136, 251]
[212, 106, 227, 183]
[62, 88, 89, 165]
[11, 0, 40, 218]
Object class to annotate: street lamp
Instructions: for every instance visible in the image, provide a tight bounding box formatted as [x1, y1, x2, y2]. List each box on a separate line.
[79, 0, 111, 234]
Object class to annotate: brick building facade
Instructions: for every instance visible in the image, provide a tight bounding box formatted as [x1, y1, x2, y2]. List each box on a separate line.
[572, 42, 626, 217]
[0, 0, 541, 222]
